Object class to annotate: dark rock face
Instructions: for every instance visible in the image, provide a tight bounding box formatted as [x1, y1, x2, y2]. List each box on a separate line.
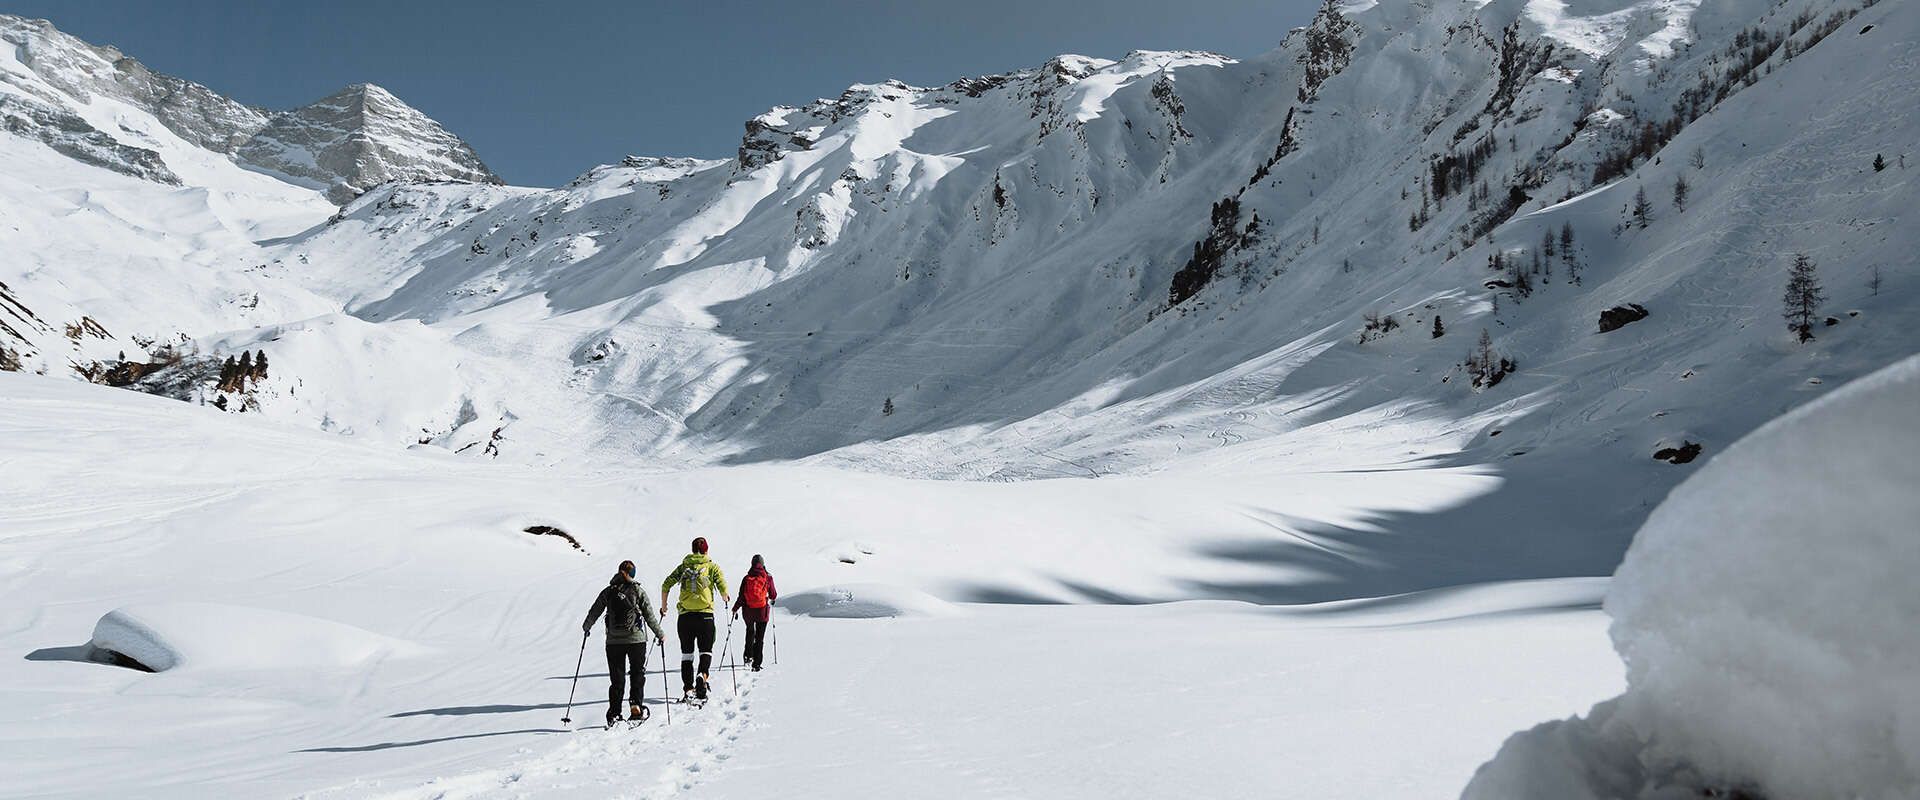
[1598, 303, 1650, 333]
[737, 113, 817, 172]
[1654, 440, 1702, 464]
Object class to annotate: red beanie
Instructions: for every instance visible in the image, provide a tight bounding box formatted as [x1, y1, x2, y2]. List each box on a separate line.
[692, 537, 708, 554]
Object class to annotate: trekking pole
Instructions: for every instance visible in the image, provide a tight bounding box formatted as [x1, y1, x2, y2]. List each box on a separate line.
[560, 629, 588, 724]
[657, 635, 671, 725]
[770, 613, 778, 666]
[720, 613, 738, 696]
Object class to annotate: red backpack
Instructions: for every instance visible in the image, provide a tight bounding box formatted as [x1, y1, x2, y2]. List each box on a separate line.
[742, 574, 771, 608]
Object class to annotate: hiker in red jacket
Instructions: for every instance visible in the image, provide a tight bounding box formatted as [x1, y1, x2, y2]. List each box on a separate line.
[732, 554, 777, 671]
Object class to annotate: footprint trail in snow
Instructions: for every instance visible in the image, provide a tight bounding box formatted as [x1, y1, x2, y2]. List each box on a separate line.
[359, 674, 758, 800]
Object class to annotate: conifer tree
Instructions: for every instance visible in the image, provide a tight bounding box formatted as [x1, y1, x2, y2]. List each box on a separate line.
[1782, 253, 1824, 343]
[1672, 174, 1689, 212]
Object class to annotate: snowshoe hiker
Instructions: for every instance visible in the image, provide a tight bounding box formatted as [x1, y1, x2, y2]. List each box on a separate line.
[583, 560, 665, 727]
[732, 554, 777, 671]
[662, 537, 729, 701]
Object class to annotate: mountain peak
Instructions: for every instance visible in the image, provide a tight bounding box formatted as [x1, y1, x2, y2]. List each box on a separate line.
[236, 83, 501, 203]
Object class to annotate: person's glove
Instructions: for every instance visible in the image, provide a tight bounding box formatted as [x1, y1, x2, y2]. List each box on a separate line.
[581, 622, 592, 635]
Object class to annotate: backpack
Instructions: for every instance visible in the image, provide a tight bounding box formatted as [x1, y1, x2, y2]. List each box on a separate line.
[678, 562, 711, 599]
[742, 574, 770, 608]
[607, 584, 640, 633]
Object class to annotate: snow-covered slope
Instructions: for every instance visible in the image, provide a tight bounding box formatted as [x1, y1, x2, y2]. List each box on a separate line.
[1464, 352, 1920, 800]
[3, 0, 1915, 595]
[237, 82, 501, 204]
[0, 371, 1623, 799]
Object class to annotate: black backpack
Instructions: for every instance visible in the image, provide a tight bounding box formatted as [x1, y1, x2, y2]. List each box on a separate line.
[607, 584, 640, 634]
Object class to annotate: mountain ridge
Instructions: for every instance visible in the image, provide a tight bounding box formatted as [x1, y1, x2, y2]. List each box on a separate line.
[0, 13, 498, 201]
[0, 0, 1913, 591]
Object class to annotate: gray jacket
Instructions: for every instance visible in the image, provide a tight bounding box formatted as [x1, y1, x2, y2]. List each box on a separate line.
[585, 573, 664, 644]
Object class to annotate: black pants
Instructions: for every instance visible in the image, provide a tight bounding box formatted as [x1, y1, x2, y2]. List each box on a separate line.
[605, 642, 647, 716]
[676, 612, 716, 691]
[743, 619, 768, 667]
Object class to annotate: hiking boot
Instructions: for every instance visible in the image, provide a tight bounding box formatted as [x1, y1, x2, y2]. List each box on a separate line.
[605, 709, 620, 727]
[752, 662, 763, 672]
[695, 676, 709, 700]
[630, 704, 643, 720]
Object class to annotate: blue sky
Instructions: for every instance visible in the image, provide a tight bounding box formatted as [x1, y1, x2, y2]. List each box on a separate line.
[9, 1, 1321, 186]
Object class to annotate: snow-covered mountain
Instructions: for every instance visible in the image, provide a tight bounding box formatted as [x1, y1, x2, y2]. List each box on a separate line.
[2, 1, 1917, 797]
[2, 0, 1916, 583]
[236, 82, 501, 203]
[0, 13, 497, 200]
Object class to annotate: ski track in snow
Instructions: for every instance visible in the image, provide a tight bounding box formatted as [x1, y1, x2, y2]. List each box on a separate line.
[321, 676, 758, 800]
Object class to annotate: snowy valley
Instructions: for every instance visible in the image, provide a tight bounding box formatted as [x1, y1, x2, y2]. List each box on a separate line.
[2, 0, 1917, 796]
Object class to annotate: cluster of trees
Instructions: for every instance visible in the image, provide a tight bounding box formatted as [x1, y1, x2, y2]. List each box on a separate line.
[1249, 109, 1299, 187]
[1465, 329, 1514, 389]
[1596, 4, 1861, 187]
[216, 350, 269, 394]
[1430, 136, 1499, 201]
[0, 344, 19, 373]
[1169, 197, 1258, 307]
[1487, 223, 1584, 299]
[1296, 0, 1355, 104]
[1358, 311, 1401, 343]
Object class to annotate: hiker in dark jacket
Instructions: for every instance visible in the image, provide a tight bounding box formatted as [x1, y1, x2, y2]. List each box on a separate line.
[584, 560, 665, 726]
[732, 554, 778, 671]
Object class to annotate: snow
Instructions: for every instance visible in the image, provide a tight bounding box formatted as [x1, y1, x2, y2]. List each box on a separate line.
[1522, 0, 1706, 60]
[1, 0, 1918, 796]
[1464, 353, 1920, 799]
[89, 602, 425, 674]
[780, 583, 958, 618]
[0, 372, 1622, 799]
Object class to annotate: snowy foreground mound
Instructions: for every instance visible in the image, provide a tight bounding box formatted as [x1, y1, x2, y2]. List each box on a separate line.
[90, 602, 423, 673]
[781, 584, 958, 619]
[1465, 354, 1920, 799]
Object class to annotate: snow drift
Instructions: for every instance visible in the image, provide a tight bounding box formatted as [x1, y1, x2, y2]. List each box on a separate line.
[1464, 353, 1920, 799]
[781, 584, 958, 619]
[89, 602, 423, 674]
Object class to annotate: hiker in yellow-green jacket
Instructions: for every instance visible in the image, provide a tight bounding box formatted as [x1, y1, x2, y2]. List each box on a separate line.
[661, 537, 729, 700]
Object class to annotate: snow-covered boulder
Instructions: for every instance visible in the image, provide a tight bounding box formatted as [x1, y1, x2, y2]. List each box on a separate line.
[782, 584, 958, 619]
[1464, 354, 1920, 799]
[89, 602, 423, 673]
